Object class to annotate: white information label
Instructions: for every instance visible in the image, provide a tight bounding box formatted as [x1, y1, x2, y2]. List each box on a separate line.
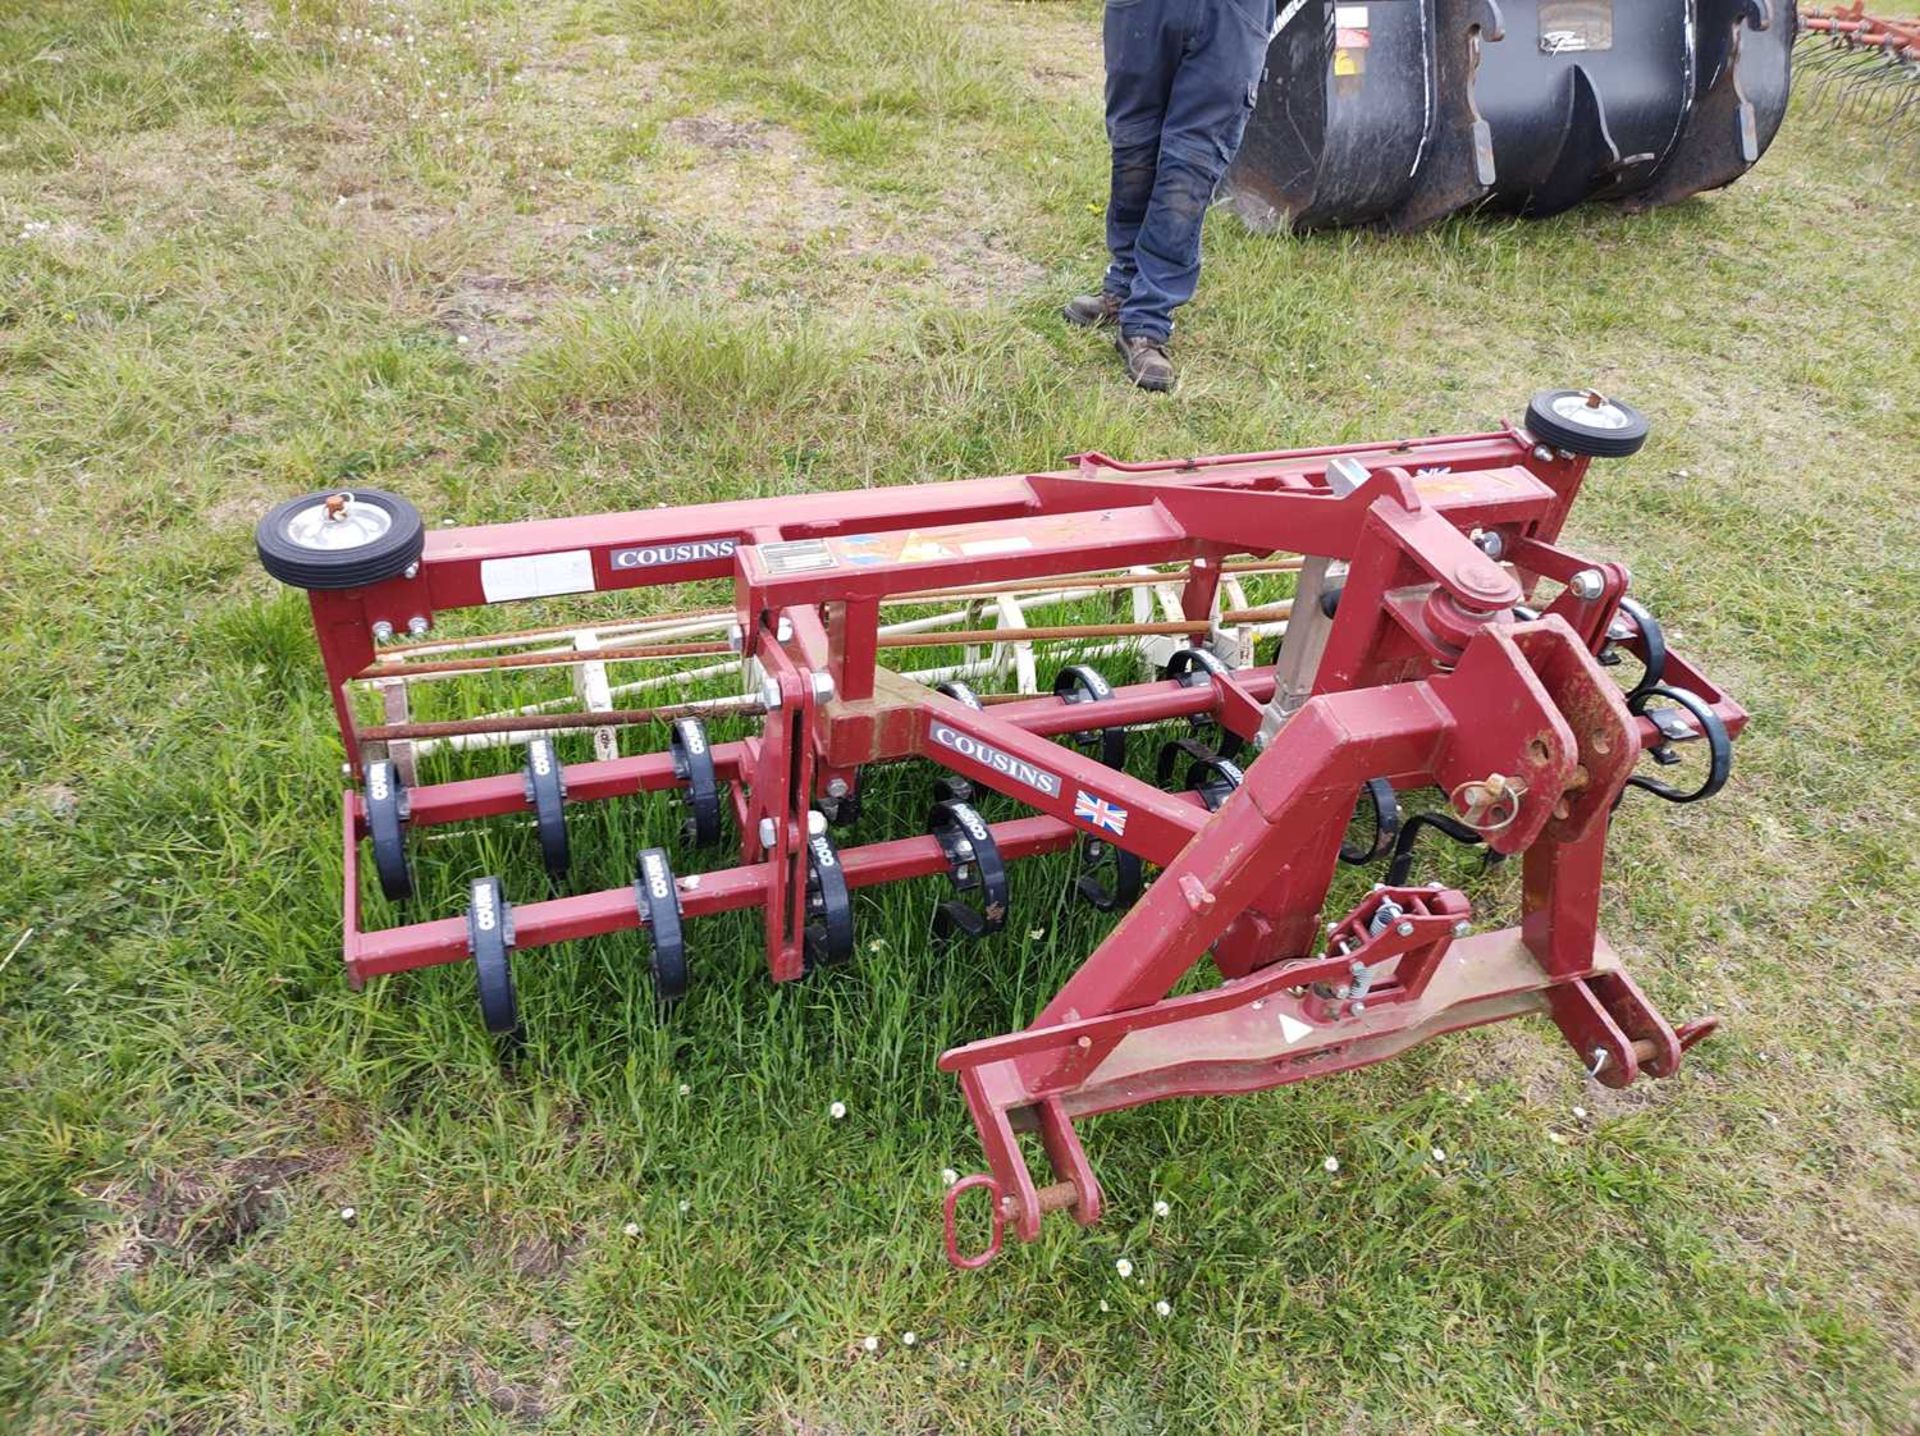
[479, 549, 597, 604]
[959, 536, 1033, 557]
[1334, 4, 1369, 25]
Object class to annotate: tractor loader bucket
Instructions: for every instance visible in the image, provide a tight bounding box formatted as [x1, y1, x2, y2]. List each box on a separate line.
[1223, 0, 1797, 232]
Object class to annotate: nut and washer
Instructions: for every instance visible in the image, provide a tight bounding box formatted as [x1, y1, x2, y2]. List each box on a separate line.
[1568, 569, 1606, 601]
[757, 817, 777, 849]
[759, 677, 783, 711]
[371, 620, 395, 643]
[810, 671, 837, 703]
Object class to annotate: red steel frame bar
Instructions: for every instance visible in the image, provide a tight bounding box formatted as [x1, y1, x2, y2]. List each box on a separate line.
[297, 420, 1746, 1266]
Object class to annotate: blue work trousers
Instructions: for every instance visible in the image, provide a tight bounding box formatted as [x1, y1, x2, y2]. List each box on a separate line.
[1102, 0, 1274, 343]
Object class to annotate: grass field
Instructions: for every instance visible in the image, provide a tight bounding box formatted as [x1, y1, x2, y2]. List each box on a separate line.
[3, 1, 1917, 1429]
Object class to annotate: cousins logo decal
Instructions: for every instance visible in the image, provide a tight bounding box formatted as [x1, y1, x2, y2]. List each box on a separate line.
[610, 537, 738, 570]
[928, 722, 1061, 798]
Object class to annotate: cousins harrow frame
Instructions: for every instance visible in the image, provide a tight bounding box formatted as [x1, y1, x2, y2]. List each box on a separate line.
[257, 389, 1743, 1268]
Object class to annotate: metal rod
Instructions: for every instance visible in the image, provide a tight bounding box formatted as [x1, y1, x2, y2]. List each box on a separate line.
[360, 695, 763, 742]
[1219, 601, 1295, 624]
[361, 638, 735, 681]
[374, 562, 1302, 662]
[877, 620, 1205, 649]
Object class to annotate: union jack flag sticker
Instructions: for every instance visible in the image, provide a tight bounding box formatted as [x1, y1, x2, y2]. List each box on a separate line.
[1073, 789, 1129, 837]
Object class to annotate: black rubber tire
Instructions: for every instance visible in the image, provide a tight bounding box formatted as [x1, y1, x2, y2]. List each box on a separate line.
[255, 488, 426, 591]
[523, 738, 569, 881]
[363, 759, 414, 902]
[467, 876, 521, 1041]
[634, 847, 688, 1007]
[1524, 390, 1650, 459]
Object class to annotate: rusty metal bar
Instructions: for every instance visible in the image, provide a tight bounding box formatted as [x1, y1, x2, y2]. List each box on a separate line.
[360, 695, 764, 742]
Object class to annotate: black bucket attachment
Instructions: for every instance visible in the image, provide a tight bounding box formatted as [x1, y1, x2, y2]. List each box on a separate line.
[1224, 0, 1797, 232]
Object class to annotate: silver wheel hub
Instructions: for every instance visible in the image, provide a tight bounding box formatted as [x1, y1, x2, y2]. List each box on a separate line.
[1549, 392, 1632, 431]
[285, 493, 392, 551]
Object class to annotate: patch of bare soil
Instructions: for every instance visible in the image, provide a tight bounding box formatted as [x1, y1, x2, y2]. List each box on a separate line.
[440, 273, 565, 361]
[463, 1306, 576, 1423]
[642, 109, 1045, 312]
[82, 1151, 330, 1279]
[986, 0, 1102, 87]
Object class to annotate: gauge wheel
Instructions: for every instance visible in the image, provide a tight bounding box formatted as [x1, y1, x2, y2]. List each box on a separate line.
[256, 488, 426, 590]
[1524, 390, 1650, 459]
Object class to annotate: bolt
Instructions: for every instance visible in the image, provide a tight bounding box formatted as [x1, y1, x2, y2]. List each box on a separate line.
[1474, 530, 1505, 560]
[403, 561, 420, 580]
[759, 677, 782, 711]
[807, 810, 827, 836]
[727, 623, 744, 654]
[1350, 960, 1367, 977]
[1568, 569, 1606, 601]
[1532, 444, 1554, 464]
[406, 616, 429, 637]
[810, 671, 836, 703]
[826, 777, 850, 799]
[371, 620, 395, 643]
[776, 616, 793, 642]
[1192, 556, 1209, 570]
[1396, 920, 1415, 937]
[1452, 919, 1471, 938]
[1350, 1000, 1367, 1016]
[757, 817, 777, 849]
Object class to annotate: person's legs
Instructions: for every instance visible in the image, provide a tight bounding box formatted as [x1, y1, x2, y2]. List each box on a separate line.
[1100, 0, 1182, 302]
[1118, 0, 1273, 344]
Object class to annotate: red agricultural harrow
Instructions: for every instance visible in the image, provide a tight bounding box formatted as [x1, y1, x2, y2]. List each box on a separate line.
[258, 390, 1743, 1268]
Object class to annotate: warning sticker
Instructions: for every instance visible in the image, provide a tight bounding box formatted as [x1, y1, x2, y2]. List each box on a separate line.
[1333, 9, 1369, 80]
[758, 539, 835, 576]
[1412, 469, 1540, 504]
[1277, 1012, 1312, 1045]
[897, 535, 955, 564]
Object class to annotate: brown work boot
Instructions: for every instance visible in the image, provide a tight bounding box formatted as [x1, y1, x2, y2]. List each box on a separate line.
[1062, 291, 1124, 328]
[1115, 334, 1174, 392]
